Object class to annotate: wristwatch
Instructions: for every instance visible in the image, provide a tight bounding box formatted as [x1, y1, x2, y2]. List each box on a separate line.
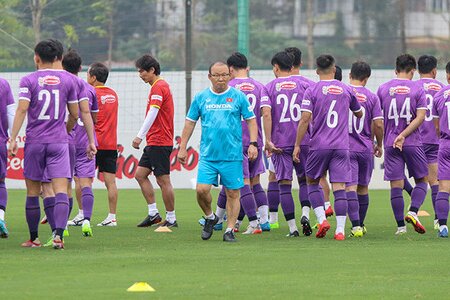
[249, 141, 258, 147]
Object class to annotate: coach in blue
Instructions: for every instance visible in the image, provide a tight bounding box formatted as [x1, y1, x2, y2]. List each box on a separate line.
[178, 61, 258, 242]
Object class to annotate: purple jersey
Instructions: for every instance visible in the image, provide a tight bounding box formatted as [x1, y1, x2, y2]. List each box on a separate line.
[263, 77, 309, 148]
[68, 76, 90, 144]
[348, 85, 383, 152]
[377, 79, 427, 147]
[416, 78, 444, 145]
[289, 75, 314, 146]
[432, 85, 450, 149]
[0, 78, 15, 143]
[18, 70, 79, 144]
[301, 80, 361, 150]
[74, 81, 98, 149]
[229, 77, 267, 147]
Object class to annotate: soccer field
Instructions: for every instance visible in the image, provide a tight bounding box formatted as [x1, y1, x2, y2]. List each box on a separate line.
[0, 189, 448, 299]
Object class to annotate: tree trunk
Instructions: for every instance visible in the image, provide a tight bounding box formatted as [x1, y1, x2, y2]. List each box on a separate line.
[306, 0, 314, 68]
[398, 0, 407, 53]
[30, 0, 46, 44]
[293, 0, 302, 37]
[107, 7, 114, 68]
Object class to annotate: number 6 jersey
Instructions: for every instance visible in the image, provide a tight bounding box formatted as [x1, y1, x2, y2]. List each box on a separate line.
[18, 69, 80, 144]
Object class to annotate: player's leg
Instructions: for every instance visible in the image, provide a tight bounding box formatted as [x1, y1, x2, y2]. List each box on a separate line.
[251, 175, 270, 231]
[320, 175, 333, 217]
[357, 185, 369, 233]
[0, 143, 8, 238]
[267, 157, 280, 228]
[296, 145, 312, 235]
[79, 177, 94, 236]
[239, 149, 260, 235]
[346, 151, 362, 237]
[135, 166, 161, 227]
[66, 144, 76, 232]
[423, 143, 439, 228]
[196, 160, 219, 240]
[96, 150, 118, 226]
[68, 176, 84, 226]
[436, 147, 450, 237]
[41, 181, 56, 246]
[223, 188, 240, 242]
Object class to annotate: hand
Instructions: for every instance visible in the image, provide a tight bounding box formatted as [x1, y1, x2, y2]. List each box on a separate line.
[132, 137, 142, 149]
[8, 139, 17, 157]
[393, 135, 405, 151]
[248, 145, 258, 161]
[264, 141, 282, 156]
[178, 148, 188, 164]
[293, 145, 301, 163]
[373, 144, 383, 158]
[86, 143, 97, 160]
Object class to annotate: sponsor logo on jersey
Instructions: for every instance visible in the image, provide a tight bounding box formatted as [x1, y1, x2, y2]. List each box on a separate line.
[275, 81, 297, 91]
[19, 87, 29, 94]
[444, 90, 450, 99]
[322, 85, 343, 95]
[389, 86, 410, 96]
[206, 103, 233, 110]
[302, 99, 311, 106]
[226, 98, 233, 102]
[355, 92, 367, 102]
[38, 75, 60, 87]
[100, 94, 116, 104]
[236, 82, 255, 92]
[150, 95, 163, 101]
[423, 82, 442, 92]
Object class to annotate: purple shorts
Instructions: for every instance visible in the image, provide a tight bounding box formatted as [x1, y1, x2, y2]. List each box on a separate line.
[347, 151, 374, 186]
[0, 143, 6, 179]
[423, 143, 439, 164]
[384, 146, 428, 181]
[438, 147, 450, 180]
[271, 147, 303, 181]
[74, 147, 96, 178]
[42, 144, 76, 183]
[24, 143, 71, 181]
[306, 149, 351, 183]
[243, 147, 265, 179]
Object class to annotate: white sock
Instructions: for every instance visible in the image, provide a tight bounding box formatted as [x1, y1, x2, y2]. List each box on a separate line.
[301, 206, 310, 218]
[258, 205, 269, 224]
[148, 203, 158, 216]
[314, 207, 326, 224]
[269, 212, 278, 224]
[215, 207, 226, 223]
[249, 219, 258, 228]
[236, 220, 242, 226]
[78, 210, 84, 218]
[0, 209, 4, 221]
[82, 219, 90, 226]
[287, 219, 298, 233]
[107, 213, 116, 220]
[205, 213, 215, 220]
[166, 211, 176, 223]
[225, 227, 233, 233]
[324, 201, 331, 210]
[336, 216, 346, 234]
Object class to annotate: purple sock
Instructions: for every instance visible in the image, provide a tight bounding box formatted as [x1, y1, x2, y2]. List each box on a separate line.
[308, 184, 324, 209]
[403, 179, 413, 195]
[81, 187, 94, 220]
[346, 191, 359, 226]
[217, 187, 227, 209]
[435, 192, 449, 225]
[267, 182, 280, 212]
[299, 179, 311, 208]
[68, 197, 73, 219]
[431, 185, 439, 219]
[53, 193, 69, 237]
[25, 196, 40, 241]
[390, 188, 405, 226]
[43, 197, 56, 232]
[0, 181, 7, 211]
[358, 194, 369, 225]
[252, 184, 268, 207]
[238, 205, 245, 221]
[240, 185, 258, 221]
[279, 184, 295, 221]
[410, 182, 427, 213]
[334, 190, 347, 217]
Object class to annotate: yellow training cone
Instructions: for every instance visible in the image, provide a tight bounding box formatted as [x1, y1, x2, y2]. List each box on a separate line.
[154, 226, 172, 233]
[127, 282, 155, 292]
[417, 210, 430, 217]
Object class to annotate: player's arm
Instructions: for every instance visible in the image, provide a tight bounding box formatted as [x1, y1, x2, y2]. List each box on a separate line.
[372, 118, 384, 157]
[78, 100, 97, 158]
[132, 105, 160, 149]
[245, 117, 258, 161]
[7, 103, 15, 136]
[433, 117, 440, 138]
[8, 100, 29, 156]
[350, 92, 363, 118]
[293, 111, 311, 163]
[393, 109, 426, 151]
[178, 119, 196, 164]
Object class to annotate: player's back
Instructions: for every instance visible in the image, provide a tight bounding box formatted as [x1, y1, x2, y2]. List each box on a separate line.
[416, 78, 444, 145]
[264, 77, 309, 148]
[0, 78, 14, 143]
[377, 79, 427, 147]
[433, 86, 450, 148]
[74, 80, 98, 149]
[229, 77, 266, 147]
[95, 85, 118, 150]
[289, 75, 315, 146]
[302, 80, 359, 150]
[18, 69, 78, 144]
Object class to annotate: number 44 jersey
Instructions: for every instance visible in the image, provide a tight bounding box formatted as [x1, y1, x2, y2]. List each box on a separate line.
[18, 69, 81, 144]
[377, 78, 427, 148]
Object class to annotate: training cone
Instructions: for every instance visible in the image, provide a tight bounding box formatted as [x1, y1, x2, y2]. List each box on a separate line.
[127, 282, 155, 292]
[417, 210, 430, 217]
[154, 226, 172, 232]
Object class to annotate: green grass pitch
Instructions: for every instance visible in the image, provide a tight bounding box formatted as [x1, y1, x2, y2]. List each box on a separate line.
[0, 189, 449, 299]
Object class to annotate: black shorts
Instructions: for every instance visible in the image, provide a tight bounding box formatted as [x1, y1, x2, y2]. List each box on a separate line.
[138, 146, 172, 176]
[96, 150, 118, 174]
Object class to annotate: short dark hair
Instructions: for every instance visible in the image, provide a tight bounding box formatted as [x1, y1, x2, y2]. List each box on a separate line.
[271, 51, 293, 72]
[88, 62, 109, 83]
[34, 39, 64, 63]
[316, 54, 335, 72]
[396, 54, 416, 73]
[62, 49, 82, 75]
[446, 61, 450, 74]
[334, 65, 342, 81]
[135, 54, 161, 75]
[350, 61, 371, 81]
[285, 47, 302, 67]
[208, 61, 228, 74]
[417, 55, 437, 74]
[226, 52, 248, 69]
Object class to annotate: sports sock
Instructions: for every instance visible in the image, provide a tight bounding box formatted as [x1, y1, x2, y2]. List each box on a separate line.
[267, 182, 280, 213]
[403, 179, 413, 195]
[205, 213, 215, 220]
[26, 196, 40, 241]
[435, 192, 449, 226]
[240, 185, 258, 222]
[301, 206, 310, 219]
[215, 207, 226, 223]
[217, 187, 227, 209]
[287, 219, 298, 233]
[166, 210, 176, 223]
[390, 188, 405, 227]
[346, 191, 360, 227]
[431, 185, 439, 219]
[336, 216, 346, 234]
[43, 197, 56, 232]
[225, 227, 232, 233]
[410, 182, 427, 213]
[308, 184, 324, 209]
[279, 184, 295, 221]
[237, 206, 245, 222]
[68, 197, 73, 219]
[0, 181, 7, 217]
[249, 219, 258, 228]
[0, 209, 4, 221]
[77, 210, 84, 218]
[107, 213, 116, 220]
[148, 203, 158, 216]
[333, 190, 347, 217]
[252, 184, 269, 224]
[358, 194, 369, 225]
[314, 207, 326, 224]
[324, 201, 331, 210]
[269, 212, 278, 224]
[54, 193, 69, 238]
[299, 179, 311, 209]
[81, 187, 94, 221]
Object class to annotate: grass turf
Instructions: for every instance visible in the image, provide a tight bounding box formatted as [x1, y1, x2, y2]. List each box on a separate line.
[0, 189, 448, 299]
